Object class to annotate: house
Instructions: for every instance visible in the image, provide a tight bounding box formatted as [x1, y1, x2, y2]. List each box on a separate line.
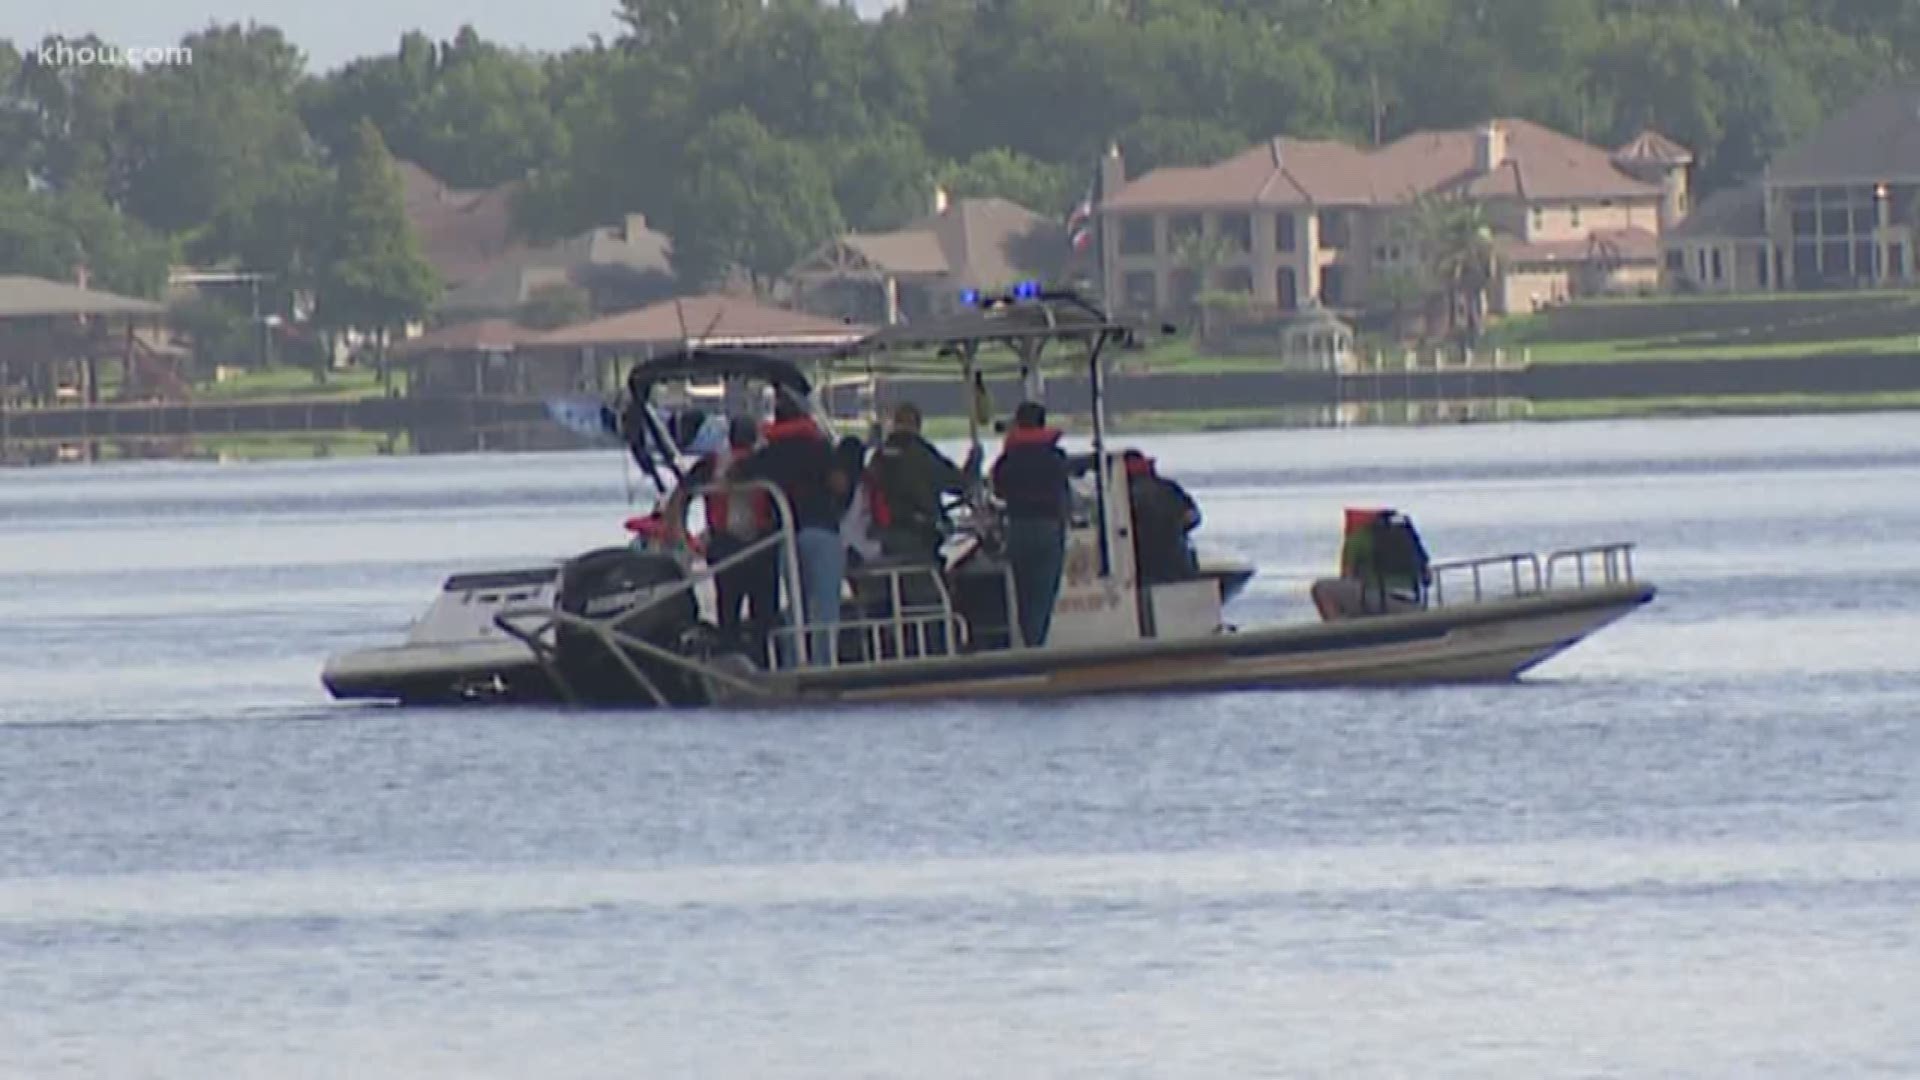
[1665, 85, 1920, 293]
[396, 160, 527, 291]
[392, 317, 565, 398]
[436, 213, 677, 320]
[1095, 119, 1688, 321]
[787, 190, 1063, 325]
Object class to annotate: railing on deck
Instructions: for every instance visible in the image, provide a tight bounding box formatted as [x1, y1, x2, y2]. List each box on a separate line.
[1428, 542, 1637, 607]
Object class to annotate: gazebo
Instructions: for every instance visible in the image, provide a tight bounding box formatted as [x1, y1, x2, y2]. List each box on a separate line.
[1279, 303, 1355, 370]
[0, 275, 171, 408]
[392, 318, 561, 399]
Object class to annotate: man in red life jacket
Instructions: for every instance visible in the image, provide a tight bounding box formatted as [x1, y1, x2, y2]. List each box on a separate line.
[1121, 449, 1201, 584]
[737, 394, 849, 666]
[665, 416, 778, 659]
[991, 401, 1070, 648]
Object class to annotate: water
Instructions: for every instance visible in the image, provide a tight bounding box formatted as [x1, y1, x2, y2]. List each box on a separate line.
[3, 415, 1918, 1077]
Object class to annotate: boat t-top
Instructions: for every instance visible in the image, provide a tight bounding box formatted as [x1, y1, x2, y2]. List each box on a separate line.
[323, 286, 1654, 707]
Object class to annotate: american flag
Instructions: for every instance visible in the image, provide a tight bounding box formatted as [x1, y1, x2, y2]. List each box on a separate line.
[1067, 183, 1095, 253]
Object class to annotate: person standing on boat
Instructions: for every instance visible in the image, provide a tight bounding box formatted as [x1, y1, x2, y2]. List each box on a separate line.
[1311, 509, 1430, 621]
[868, 402, 977, 562]
[1122, 449, 1201, 584]
[665, 416, 778, 660]
[739, 394, 849, 665]
[991, 401, 1070, 648]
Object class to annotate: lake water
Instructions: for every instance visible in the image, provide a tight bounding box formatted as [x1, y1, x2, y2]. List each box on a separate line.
[3, 415, 1918, 1077]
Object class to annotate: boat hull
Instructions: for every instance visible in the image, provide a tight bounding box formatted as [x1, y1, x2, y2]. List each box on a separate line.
[784, 582, 1653, 704]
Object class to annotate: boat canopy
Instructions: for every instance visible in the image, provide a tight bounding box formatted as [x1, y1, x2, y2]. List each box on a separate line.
[625, 348, 813, 400]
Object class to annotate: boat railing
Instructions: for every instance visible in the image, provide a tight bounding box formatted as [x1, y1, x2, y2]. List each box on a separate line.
[1545, 542, 1637, 590]
[1428, 552, 1543, 607]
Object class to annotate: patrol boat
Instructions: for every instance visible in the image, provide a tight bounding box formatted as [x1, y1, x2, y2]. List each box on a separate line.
[322, 288, 1653, 707]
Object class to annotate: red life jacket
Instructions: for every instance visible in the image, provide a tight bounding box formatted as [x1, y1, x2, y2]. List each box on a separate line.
[702, 447, 772, 537]
[864, 462, 894, 529]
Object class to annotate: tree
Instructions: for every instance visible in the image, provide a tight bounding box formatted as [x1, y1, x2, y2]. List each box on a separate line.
[401, 28, 563, 188]
[517, 280, 590, 329]
[667, 109, 842, 293]
[0, 187, 173, 297]
[828, 123, 938, 232]
[1406, 193, 1496, 345]
[314, 120, 438, 374]
[938, 148, 1074, 216]
[117, 25, 311, 238]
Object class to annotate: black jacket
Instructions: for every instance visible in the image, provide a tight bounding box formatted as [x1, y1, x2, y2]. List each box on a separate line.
[991, 428, 1069, 521]
[740, 418, 841, 531]
[872, 430, 966, 534]
[1129, 473, 1200, 582]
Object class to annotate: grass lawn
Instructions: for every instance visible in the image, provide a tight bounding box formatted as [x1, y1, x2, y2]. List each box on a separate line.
[193, 364, 407, 402]
[1530, 390, 1920, 420]
[1520, 334, 1920, 364]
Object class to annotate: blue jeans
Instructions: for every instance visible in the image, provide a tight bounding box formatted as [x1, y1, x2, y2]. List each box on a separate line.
[1004, 517, 1065, 648]
[792, 526, 845, 666]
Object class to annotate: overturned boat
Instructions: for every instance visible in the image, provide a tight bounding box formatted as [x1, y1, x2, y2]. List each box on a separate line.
[323, 288, 1652, 707]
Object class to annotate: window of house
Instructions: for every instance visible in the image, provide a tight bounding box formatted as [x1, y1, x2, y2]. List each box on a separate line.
[1219, 213, 1253, 253]
[1275, 212, 1296, 252]
[1119, 216, 1155, 256]
[1679, 191, 1690, 213]
[1169, 213, 1204, 247]
[1665, 249, 1685, 273]
[1276, 267, 1298, 309]
[1857, 240, 1877, 278]
[1891, 243, 1908, 279]
[1822, 239, 1851, 276]
[1791, 204, 1818, 237]
[1711, 248, 1723, 281]
[1822, 203, 1850, 236]
[1216, 266, 1253, 294]
[1570, 204, 1582, 229]
[1170, 268, 1200, 310]
[1793, 242, 1818, 281]
[1317, 209, 1349, 249]
[1531, 206, 1544, 233]
[1697, 249, 1709, 280]
[1320, 265, 1346, 305]
[1123, 271, 1157, 309]
[1758, 250, 1770, 287]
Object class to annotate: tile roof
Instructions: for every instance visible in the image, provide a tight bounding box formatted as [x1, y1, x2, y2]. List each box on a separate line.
[1767, 85, 1920, 186]
[818, 198, 1058, 287]
[396, 160, 530, 289]
[1613, 129, 1695, 166]
[393, 317, 544, 355]
[1669, 183, 1767, 240]
[1101, 120, 1663, 211]
[0, 275, 167, 319]
[534, 294, 869, 350]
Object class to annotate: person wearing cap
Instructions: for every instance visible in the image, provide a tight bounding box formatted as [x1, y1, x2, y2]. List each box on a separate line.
[1122, 449, 1201, 584]
[866, 401, 978, 562]
[737, 394, 849, 665]
[990, 401, 1070, 648]
[665, 415, 777, 659]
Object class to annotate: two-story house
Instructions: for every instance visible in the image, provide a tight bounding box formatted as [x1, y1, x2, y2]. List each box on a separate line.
[1666, 85, 1920, 294]
[1096, 119, 1688, 321]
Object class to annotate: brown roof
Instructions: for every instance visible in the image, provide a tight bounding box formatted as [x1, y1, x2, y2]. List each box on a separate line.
[1102, 120, 1662, 211]
[1614, 130, 1695, 166]
[809, 198, 1057, 287]
[393, 318, 546, 356]
[1496, 227, 1660, 266]
[1670, 183, 1767, 240]
[397, 160, 529, 289]
[1768, 85, 1920, 186]
[535, 294, 869, 350]
[0, 275, 167, 319]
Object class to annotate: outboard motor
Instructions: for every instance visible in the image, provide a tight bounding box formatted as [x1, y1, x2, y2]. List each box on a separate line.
[554, 546, 716, 706]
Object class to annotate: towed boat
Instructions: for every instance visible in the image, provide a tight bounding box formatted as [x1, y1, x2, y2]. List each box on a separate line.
[324, 288, 1652, 707]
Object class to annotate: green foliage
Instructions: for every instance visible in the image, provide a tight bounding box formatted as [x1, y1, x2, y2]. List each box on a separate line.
[0, 187, 173, 297]
[313, 120, 438, 336]
[516, 279, 590, 330]
[667, 109, 842, 292]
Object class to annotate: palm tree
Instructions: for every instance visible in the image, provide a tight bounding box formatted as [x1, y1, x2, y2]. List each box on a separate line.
[1406, 192, 1497, 346]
